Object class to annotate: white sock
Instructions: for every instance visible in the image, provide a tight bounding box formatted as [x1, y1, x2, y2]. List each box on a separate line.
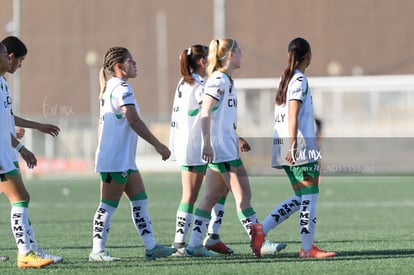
[174, 210, 193, 245]
[28, 220, 39, 251]
[11, 206, 31, 255]
[299, 193, 318, 251]
[262, 195, 301, 234]
[130, 199, 157, 250]
[208, 203, 225, 236]
[92, 202, 115, 254]
[188, 212, 210, 247]
[237, 208, 258, 239]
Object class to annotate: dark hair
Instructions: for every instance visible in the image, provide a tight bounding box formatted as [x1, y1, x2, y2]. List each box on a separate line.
[180, 45, 208, 85]
[275, 37, 311, 105]
[1, 36, 27, 57]
[207, 38, 237, 76]
[99, 47, 130, 98]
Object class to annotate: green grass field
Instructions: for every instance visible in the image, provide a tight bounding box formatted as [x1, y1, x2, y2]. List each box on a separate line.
[0, 173, 413, 274]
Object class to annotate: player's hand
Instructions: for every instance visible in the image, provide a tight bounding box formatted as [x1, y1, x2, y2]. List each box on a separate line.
[38, 124, 60, 137]
[155, 143, 171, 161]
[15, 127, 25, 139]
[202, 144, 214, 163]
[238, 137, 251, 152]
[19, 147, 37, 169]
[285, 142, 297, 165]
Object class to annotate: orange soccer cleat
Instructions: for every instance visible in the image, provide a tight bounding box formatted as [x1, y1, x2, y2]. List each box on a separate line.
[250, 223, 265, 257]
[299, 245, 336, 259]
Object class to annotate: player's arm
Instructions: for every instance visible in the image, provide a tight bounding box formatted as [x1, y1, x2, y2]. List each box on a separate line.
[122, 104, 170, 161]
[10, 133, 37, 169]
[286, 99, 301, 164]
[14, 115, 60, 137]
[200, 94, 217, 163]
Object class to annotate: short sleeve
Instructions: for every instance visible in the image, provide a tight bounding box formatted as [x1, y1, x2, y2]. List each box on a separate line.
[289, 76, 307, 102]
[205, 74, 225, 101]
[112, 82, 135, 107]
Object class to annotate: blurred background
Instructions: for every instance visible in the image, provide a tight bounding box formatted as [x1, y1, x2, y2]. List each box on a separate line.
[1, 0, 413, 176]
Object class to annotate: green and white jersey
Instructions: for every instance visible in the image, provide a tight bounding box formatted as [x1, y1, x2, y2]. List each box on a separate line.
[0, 76, 18, 162]
[0, 77, 15, 173]
[95, 77, 139, 172]
[204, 71, 239, 163]
[272, 70, 319, 168]
[169, 74, 205, 165]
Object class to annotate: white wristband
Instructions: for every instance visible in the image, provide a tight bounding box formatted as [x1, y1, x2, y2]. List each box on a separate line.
[16, 143, 25, 152]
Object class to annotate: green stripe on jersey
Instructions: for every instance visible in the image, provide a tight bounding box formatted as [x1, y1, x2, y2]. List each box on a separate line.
[188, 108, 200, 116]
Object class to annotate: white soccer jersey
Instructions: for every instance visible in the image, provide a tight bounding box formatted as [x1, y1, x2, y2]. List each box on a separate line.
[95, 77, 139, 172]
[0, 77, 16, 174]
[169, 74, 205, 166]
[204, 71, 239, 163]
[272, 70, 319, 168]
[0, 76, 18, 163]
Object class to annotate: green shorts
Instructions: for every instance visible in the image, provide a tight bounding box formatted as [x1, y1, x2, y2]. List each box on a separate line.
[208, 159, 243, 173]
[0, 169, 19, 182]
[100, 169, 138, 184]
[181, 165, 207, 173]
[283, 162, 320, 184]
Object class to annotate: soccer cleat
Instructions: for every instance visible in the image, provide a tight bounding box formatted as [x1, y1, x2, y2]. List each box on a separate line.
[260, 240, 287, 256]
[0, 255, 9, 261]
[145, 245, 176, 260]
[299, 245, 336, 259]
[17, 251, 54, 269]
[171, 243, 186, 257]
[250, 223, 265, 257]
[185, 245, 218, 257]
[34, 248, 64, 263]
[88, 250, 120, 262]
[203, 235, 233, 254]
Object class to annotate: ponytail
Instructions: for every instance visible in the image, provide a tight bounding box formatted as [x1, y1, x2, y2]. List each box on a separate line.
[179, 45, 208, 85]
[207, 38, 236, 77]
[98, 67, 108, 100]
[275, 37, 310, 105]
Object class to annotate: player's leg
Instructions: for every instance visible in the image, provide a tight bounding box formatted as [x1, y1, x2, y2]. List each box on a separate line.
[89, 172, 125, 261]
[124, 171, 176, 260]
[203, 172, 233, 254]
[262, 166, 302, 234]
[295, 163, 335, 259]
[173, 166, 204, 254]
[185, 168, 225, 257]
[2, 172, 53, 268]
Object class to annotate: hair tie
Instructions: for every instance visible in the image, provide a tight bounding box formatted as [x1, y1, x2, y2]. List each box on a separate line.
[187, 47, 192, 55]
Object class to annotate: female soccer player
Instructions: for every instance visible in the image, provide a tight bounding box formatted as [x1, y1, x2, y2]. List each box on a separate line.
[1, 36, 62, 263]
[185, 38, 286, 257]
[89, 47, 176, 261]
[258, 37, 336, 258]
[0, 42, 55, 269]
[169, 45, 233, 255]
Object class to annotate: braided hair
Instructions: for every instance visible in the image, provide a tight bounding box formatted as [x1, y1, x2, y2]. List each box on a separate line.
[99, 47, 130, 99]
